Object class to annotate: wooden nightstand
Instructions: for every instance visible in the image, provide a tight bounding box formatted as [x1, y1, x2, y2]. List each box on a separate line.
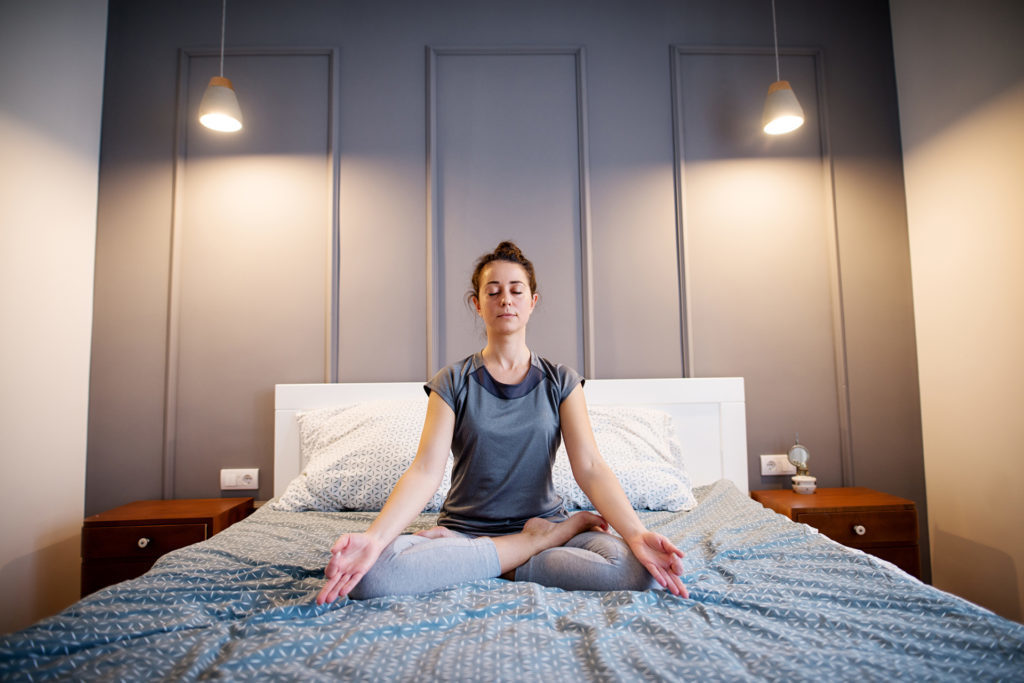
[81, 497, 254, 597]
[751, 487, 920, 579]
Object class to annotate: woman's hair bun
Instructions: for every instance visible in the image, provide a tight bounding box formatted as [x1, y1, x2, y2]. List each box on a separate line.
[494, 241, 524, 260]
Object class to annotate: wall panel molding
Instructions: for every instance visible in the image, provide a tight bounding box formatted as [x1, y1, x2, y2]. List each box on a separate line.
[425, 46, 594, 378]
[670, 45, 853, 485]
[165, 47, 339, 499]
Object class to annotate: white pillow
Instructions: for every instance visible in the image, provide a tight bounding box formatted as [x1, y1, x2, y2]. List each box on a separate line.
[552, 405, 697, 511]
[272, 399, 453, 513]
[272, 400, 695, 514]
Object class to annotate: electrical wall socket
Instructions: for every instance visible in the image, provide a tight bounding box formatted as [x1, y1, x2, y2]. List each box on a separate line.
[760, 454, 797, 476]
[220, 468, 259, 490]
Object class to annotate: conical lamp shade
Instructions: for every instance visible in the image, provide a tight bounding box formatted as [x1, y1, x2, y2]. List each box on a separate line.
[199, 76, 243, 132]
[762, 80, 804, 135]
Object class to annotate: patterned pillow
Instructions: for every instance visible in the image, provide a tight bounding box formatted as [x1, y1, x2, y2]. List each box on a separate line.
[552, 405, 697, 511]
[272, 399, 453, 513]
[272, 400, 695, 514]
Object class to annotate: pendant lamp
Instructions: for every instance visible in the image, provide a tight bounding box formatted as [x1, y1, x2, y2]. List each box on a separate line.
[198, 0, 243, 132]
[762, 0, 803, 135]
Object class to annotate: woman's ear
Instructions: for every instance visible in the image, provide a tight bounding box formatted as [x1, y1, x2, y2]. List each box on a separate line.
[471, 294, 481, 314]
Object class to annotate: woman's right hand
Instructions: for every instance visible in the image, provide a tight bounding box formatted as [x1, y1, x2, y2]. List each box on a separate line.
[315, 532, 384, 605]
[316, 393, 456, 606]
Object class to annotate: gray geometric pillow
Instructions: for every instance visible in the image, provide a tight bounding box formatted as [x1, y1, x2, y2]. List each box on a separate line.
[272, 399, 452, 513]
[552, 405, 696, 511]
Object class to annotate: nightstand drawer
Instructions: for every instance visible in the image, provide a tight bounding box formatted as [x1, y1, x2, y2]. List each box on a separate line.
[797, 509, 917, 547]
[81, 498, 253, 598]
[82, 523, 208, 560]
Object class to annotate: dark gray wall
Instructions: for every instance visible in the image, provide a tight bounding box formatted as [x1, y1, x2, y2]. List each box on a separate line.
[88, 0, 927, 577]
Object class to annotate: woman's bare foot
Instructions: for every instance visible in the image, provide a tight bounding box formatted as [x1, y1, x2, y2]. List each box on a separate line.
[520, 512, 607, 548]
[492, 512, 607, 575]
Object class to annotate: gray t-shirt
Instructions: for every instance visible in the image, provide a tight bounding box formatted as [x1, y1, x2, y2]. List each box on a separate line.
[425, 351, 584, 536]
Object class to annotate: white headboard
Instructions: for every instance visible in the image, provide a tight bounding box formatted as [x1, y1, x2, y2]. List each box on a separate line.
[273, 377, 748, 498]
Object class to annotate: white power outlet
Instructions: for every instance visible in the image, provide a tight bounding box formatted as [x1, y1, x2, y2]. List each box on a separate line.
[760, 454, 797, 476]
[220, 468, 259, 490]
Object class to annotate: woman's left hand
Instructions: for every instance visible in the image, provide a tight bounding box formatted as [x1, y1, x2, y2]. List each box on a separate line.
[626, 532, 689, 598]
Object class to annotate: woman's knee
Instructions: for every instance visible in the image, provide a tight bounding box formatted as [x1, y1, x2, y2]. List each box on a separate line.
[346, 535, 421, 600]
[349, 533, 500, 599]
[565, 531, 630, 559]
[347, 572, 383, 600]
[517, 535, 660, 592]
[572, 533, 662, 591]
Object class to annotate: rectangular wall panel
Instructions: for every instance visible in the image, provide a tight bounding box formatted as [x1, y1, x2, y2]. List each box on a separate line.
[674, 49, 849, 488]
[428, 48, 591, 376]
[169, 51, 334, 500]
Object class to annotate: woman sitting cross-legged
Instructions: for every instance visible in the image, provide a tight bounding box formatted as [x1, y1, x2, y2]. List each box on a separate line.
[316, 241, 688, 604]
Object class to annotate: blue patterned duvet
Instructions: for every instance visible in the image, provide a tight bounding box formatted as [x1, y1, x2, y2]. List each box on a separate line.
[3, 481, 1022, 681]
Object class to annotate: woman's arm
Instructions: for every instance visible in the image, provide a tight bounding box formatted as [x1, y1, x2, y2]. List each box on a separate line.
[559, 385, 689, 597]
[316, 391, 455, 604]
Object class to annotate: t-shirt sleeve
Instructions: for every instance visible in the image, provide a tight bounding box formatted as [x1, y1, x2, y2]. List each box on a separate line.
[556, 363, 584, 403]
[424, 364, 460, 412]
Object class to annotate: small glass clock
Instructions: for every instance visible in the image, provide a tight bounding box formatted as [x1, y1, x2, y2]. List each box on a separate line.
[788, 434, 816, 494]
[787, 434, 810, 476]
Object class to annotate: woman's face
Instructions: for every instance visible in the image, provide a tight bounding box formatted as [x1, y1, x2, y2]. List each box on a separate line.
[473, 260, 538, 334]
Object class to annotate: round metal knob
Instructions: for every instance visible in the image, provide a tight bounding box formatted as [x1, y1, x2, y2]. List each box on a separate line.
[137, 537, 151, 549]
[853, 524, 867, 536]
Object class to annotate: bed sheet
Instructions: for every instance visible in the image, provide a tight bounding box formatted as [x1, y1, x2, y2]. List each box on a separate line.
[2, 481, 1022, 681]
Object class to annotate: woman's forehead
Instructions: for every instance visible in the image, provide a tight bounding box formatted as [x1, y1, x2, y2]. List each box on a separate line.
[481, 261, 529, 283]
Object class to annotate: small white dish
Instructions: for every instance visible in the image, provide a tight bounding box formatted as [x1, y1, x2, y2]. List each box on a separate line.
[791, 474, 817, 494]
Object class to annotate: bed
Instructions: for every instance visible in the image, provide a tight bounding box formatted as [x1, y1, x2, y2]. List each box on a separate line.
[2, 378, 1022, 681]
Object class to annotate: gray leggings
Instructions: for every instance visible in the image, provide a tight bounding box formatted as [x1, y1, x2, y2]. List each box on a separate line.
[349, 530, 658, 600]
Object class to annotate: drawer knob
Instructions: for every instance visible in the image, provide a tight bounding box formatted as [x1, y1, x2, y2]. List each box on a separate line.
[137, 537, 151, 549]
[853, 524, 867, 536]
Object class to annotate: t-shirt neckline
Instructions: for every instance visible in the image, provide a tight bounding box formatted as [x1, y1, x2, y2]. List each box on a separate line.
[471, 352, 543, 399]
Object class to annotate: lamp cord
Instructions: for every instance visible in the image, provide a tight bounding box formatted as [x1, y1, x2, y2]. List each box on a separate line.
[771, 0, 780, 82]
[219, 0, 227, 78]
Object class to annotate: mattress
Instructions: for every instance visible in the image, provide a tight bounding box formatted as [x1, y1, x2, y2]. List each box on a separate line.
[2, 481, 1022, 681]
